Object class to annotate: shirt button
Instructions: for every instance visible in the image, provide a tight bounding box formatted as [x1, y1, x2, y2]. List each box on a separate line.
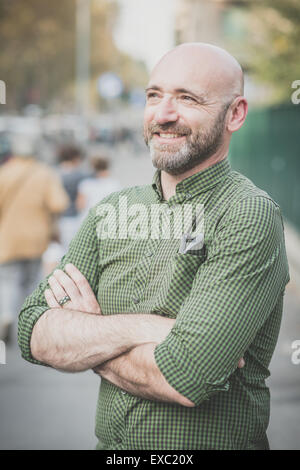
[116, 438, 122, 444]
[166, 208, 172, 215]
[185, 192, 192, 200]
[145, 251, 153, 257]
[121, 390, 127, 395]
[133, 297, 140, 304]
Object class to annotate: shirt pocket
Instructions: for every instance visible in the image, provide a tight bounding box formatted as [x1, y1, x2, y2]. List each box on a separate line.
[151, 251, 206, 318]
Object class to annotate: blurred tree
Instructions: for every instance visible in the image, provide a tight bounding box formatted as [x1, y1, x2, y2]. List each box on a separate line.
[0, 0, 147, 112]
[89, 0, 148, 108]
[0, 0, 76, 110]
[246, 0, 300, 103]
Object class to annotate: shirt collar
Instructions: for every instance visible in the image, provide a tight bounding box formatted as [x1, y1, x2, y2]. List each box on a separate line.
[152, 158, 231, 201]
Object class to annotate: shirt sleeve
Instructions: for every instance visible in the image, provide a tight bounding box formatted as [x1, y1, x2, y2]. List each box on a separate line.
[17, 207, 100, 366]
[154, 196, 290, 406]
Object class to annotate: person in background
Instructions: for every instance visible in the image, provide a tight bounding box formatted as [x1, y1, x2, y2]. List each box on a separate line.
[57, 144, 86, 250]
[76, 156, 121, 220]
[0, 135, 69, 343]
[0, 132, 11, 165]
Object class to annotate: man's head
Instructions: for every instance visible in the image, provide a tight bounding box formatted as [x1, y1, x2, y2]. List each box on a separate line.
[10, 134, 37, 159]
[143, 42, 248, 175]
[90, 155, 110, 176]
[58, 144, 83, 166]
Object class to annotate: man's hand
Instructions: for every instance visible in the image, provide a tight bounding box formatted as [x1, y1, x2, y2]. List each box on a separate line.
[45, 263, 101, 315]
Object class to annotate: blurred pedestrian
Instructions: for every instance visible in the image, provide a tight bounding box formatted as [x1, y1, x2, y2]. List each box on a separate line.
[0, 134, 69, 342]
[0, 132, 11, 166]
[76, 156, 121, 220]
[57, 144, 86, 250]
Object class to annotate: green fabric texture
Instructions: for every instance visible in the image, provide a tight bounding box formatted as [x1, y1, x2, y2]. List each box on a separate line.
[18, 158, 289, 450]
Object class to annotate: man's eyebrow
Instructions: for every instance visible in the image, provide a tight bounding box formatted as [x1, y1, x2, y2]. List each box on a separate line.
[145, 85, 162, 93]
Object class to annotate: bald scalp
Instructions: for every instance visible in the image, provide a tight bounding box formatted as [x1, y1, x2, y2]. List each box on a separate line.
[152, 42, 244, 103]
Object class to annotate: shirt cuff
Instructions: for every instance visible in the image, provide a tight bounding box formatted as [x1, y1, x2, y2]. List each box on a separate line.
[154, 328, 230, 406]
[18, 304, 51, 367]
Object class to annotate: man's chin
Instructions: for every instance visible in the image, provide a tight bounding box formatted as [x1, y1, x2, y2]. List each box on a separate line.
[151, 154, 192, 176]
[151, 149, 210, 176]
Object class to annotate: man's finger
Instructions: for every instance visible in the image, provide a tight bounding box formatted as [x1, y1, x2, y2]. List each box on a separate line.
[65, 263, 96, 299]
[48, 275, 68, 303]
[53, 268, 81, 300]
[238, 358, 245, 368]
[44, 288, 60, 308]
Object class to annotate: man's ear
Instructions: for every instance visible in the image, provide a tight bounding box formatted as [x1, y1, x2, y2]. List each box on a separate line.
[227, 97, 248, 133]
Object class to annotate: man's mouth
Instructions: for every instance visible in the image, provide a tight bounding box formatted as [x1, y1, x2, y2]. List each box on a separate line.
[152, 132, 187, 143]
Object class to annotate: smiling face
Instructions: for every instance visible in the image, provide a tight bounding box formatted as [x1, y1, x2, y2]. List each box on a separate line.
[143, 43, 244, 175]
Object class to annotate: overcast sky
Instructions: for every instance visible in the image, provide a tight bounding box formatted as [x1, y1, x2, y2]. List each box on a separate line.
[114, 0, 178, 72]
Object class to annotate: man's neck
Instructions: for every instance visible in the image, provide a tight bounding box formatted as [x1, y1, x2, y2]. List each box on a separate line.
[160, 151, 228, 201]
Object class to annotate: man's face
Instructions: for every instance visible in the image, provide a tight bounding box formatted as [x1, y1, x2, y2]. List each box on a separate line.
[143, 55, 230, 175]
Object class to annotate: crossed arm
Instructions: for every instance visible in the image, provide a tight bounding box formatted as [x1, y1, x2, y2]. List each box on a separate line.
[28, 196, 287, 409]
[30, 263, 196, 406]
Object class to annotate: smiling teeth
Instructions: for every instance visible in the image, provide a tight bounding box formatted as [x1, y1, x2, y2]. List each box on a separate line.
[159, 133, 182, 138]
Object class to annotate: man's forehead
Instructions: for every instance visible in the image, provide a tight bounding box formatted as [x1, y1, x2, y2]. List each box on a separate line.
[147, 58, 215, 97]
[147, 44, 243, 99]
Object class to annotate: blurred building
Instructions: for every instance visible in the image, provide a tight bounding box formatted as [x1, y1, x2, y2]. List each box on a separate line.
[174, 0, 277, 104]
[175, 0, 260, 97]
[175, 0, 300, 233]
[175, 0, 249, 60]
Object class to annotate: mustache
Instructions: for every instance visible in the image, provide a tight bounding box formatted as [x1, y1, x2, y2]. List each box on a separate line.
[146, 123, 192, 137]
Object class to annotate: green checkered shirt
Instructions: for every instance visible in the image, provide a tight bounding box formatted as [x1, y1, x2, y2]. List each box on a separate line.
[18, 158, 289, 450]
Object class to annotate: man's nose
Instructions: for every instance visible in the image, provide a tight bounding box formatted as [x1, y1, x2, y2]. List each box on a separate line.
[154, 97, 179, 125]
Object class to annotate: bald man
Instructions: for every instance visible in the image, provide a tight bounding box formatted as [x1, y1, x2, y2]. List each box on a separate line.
[19, 43, 289, 450]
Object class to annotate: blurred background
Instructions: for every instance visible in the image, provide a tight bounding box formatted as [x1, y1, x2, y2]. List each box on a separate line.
[0, 0, 299, 450]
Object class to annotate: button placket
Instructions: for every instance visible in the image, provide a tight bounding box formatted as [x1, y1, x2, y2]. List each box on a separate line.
[131, 241, 158, 308]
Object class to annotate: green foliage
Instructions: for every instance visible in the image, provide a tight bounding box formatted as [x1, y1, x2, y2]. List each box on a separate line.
[246, 0, 300, 103]
[0, 0, 147, 111]
[0, 0, 76, 109]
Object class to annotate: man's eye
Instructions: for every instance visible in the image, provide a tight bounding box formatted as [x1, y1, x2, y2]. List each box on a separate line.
[146, 93, 159, 99]
[180, 95, 195, 102]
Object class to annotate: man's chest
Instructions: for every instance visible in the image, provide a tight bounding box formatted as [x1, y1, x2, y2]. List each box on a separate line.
[96, 235, 206, 318]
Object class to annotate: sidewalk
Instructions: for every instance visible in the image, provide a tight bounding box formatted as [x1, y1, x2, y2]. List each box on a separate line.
[284, 220, 300, 298]
[267, 220, 300, 450]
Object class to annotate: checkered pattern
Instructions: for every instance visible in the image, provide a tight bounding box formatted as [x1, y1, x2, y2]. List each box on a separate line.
[18, 158, 290, 450]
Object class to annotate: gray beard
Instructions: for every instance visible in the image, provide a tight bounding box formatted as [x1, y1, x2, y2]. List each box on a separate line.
[149, 137, 218, 176]
[147, 105, 228, 176]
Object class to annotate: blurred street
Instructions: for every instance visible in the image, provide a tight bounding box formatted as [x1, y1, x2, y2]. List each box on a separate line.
[1, 0, 300, 452]
[0, 138, 299, 450]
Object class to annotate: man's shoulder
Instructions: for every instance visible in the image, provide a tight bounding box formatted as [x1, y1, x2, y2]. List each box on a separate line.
[215, 168, 283, 231]
[227, 169, 275, 201]
[30, 161, 59, 179]
[206, 168, 283, 235]
[219, 168, 280, 212]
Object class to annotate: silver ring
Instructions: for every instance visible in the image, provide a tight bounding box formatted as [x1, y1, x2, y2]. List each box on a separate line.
[58, 295, 71, 306]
